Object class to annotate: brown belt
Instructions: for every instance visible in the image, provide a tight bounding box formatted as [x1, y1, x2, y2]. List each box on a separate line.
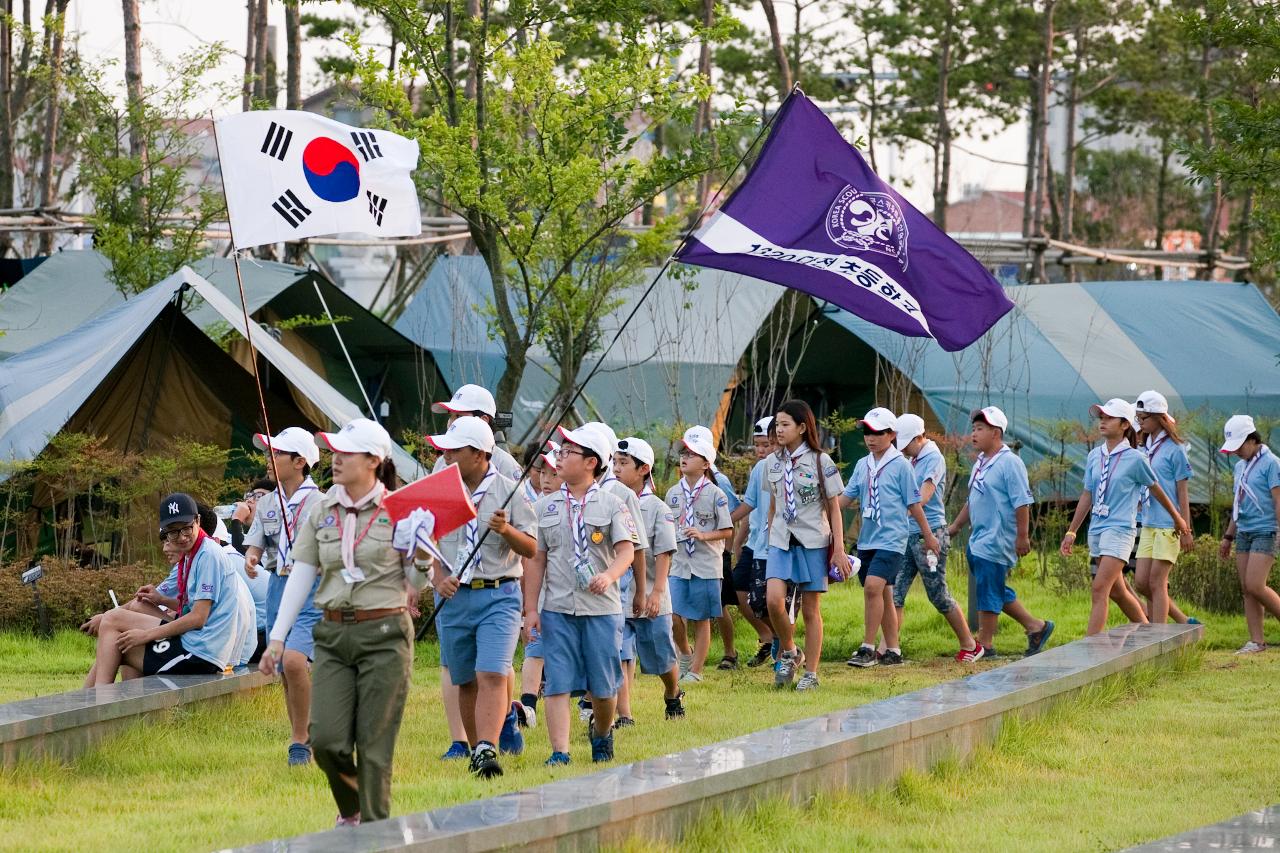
[323, 607, 407, 624]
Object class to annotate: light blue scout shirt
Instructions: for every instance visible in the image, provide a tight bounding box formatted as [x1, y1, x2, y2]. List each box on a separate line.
[842, 450, 921, 554]
[1234, 446, 1280, 533]
[622, 490, 678, 617]
[177, 537, 246, 669]
[713, 470, 741, 513]
[966, 446, 1035, 568]
[908, 440, 947, 534]
[1138, 433, 1193, 529]
[741, 458, 772, 555]
[1083, 443, 1155, 532]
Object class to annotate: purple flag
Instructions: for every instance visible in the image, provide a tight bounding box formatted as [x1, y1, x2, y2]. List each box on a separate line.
[676, 92, 1013, 351]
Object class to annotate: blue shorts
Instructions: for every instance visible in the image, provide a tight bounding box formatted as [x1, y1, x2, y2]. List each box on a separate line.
[967, 549, 1017, 613]
[523, 626, 543, 660]
[540, 610, 623, 699]
[670, 576, 723, 621]
[266, 570, 321, 660]
[626, 615, 678, 675]
[857, 549, 903, 585]
[617, 617, 636, 662]
[766, 544, 829, 592]
[436, 581, 523, 686]
[1239, 530, 1278, 556]
[1089, 527, 1138, 562]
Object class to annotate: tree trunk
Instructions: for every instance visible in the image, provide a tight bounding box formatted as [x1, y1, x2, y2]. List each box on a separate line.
[693, 0, 715, 211]
[1154, 136, 1170, 281]
[1021, 61, 1039, 241]
[242, 0, 257, 110]
[1061, 28, 1080, 244]
[0, 0, 13, 211]
[759, 0, 793, 92]
[863, 31, 878, 173]
[1030, 0, 1055, 283]
[463, 0, 480, 101]
[285, 0, 301, 109]
[1198, 35, 1222, 280]
[252, 0, 270, 104]
[932, 0, 953, 228]
[36, 0, 67, 254]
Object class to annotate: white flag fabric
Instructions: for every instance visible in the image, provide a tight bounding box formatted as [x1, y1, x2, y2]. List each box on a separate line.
[215, 110, 422, 249]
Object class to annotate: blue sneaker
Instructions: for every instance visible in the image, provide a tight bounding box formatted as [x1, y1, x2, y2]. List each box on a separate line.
[441, 740, 470, 760]
[590, 731, 615, 763]
[1026, 620, 1055, 656]
[545, 751, 571, 766]
[1187, 617, 1201, 625]
[287, 742, 311, 766]
[499, 705, 525, 755]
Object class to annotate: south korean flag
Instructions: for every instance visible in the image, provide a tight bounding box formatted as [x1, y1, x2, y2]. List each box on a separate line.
[215, 110, 422, 249]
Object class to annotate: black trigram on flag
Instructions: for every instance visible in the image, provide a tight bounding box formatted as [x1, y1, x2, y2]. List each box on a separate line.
[367, 191, 387, 226]
[351, 130, 383, 161]
[260, 121, 293, 161]
[273, 189, 312, 228]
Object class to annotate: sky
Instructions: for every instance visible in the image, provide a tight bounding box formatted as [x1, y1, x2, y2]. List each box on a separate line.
[68, 1, 1030, 210]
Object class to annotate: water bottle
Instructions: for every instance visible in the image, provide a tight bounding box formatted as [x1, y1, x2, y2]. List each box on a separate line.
[214, 504, 237, 520]
[575, 563, 594, 591]
[926, 551, 939, 573]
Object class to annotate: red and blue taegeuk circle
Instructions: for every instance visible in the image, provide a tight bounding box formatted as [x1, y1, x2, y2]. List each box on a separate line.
[301, 137, 360, 203]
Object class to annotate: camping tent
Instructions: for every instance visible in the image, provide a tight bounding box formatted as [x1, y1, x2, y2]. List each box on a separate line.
[0, 250, 448, 439]
[393, 256, 785, 442]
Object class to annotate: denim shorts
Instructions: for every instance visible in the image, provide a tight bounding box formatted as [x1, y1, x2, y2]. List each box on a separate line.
[1089, 527, 1138, 562]
[523, 626, 543, 659]
[436, 581, 523, 686]
[617, 616, 636, 662]
[1238, 530, 1278, 555]
[966, 548, 1017, 613]
[894, 528, 956, 613]
[540, 610, 623, 698]
[626, 615, 678, 675]
[266, 570, 321, 661]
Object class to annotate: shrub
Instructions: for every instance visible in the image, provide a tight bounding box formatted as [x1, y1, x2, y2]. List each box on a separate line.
[0, 558, 165, 631]
[1169, 535, 1280, 614]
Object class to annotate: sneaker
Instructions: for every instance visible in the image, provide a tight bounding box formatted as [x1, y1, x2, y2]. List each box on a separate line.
[677, 653, 693, 678]
[775, 650, 799, 687]
[982, 646, 1001, 660]
[847, 646, 878, 668]
[335, 814, 361, 828]
[287, 742, 312, 766]
[717, 654, 739, 671]
[516, 702, 537, 730]
[880, 650, 904, 666]
[1187, 616, 1201, 625]
[613, 716, 636, 730]
[747, 641, 773, 667]
[770, 637, 780, 661]
[1026, 620, 1055, 656]
[499, 705, 525, 755]
[1236, 641, 1267, 655]
[795, 671, 820, 691]
[590, 731, 615, 763]
[955, 645, 985, 663]
[545, 751, 571, 766]
[665, 691, 686, 719]
[678, 670, 703, 685]
[440, 740, 470, 760]
[577, 697, 593, 722]
[469, 743, 503, 779]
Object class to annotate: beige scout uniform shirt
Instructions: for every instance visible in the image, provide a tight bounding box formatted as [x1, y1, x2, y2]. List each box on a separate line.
[435, 469, 537, 581]
[627, 492, 678, 616]
[292, 488, 428, 610]
[766, 446, 845, 550]
[600, 475, 649, 550]
[665, 480, 733, 580]
[243, 481, 324, 573]
[534, 487, 636, 616]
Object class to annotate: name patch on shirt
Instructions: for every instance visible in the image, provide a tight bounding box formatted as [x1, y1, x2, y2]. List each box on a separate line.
[824, 464, 838, 477]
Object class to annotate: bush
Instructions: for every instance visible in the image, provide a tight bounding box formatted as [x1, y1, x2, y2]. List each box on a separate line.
[1170, 535, 1280, 614]
[0, 558, 165, 631]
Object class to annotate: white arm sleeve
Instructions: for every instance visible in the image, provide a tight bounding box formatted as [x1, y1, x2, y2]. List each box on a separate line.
[268, 561, 319, 643]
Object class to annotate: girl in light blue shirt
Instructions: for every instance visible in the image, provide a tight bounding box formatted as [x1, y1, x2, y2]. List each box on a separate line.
[1218, 414, 1280, 654]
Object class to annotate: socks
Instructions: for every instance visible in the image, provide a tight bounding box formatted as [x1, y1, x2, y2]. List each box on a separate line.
[520, 693, 538, 711]
[474, 740, 495, 754]
[888, 647, 901, 655]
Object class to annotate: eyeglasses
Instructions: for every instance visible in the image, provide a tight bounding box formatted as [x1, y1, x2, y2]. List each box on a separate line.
[678, 449, 697, 459]
[556, 447, 585, 459]
[159, 522, 196, 543]
[243, 489, 269, 501]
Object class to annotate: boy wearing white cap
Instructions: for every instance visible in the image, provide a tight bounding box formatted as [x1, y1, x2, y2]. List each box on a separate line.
[893, 413, 983, 662]
[683, 424, 743, 670]
[840, 408, 938, 668]
[1218, 415, 1280, 653]
[666, 432, 734, 683]
[427, 417, 537, 779]
[431, 384, 522, 481]
[1062, 399, 1189, 636]
[525, 426, 638, 765]
[949, 407, 1055, 657]
[243, 426, 325, 766]
[613, 436, 685, 721]
[729, 416, 779, 668]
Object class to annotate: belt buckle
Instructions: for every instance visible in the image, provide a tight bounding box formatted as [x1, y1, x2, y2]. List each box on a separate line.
[469, 579, 485, 590]
[340, 609, 358, 624]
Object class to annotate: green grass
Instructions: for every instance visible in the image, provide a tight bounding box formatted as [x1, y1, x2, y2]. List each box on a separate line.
[618, 648, 1280, 852]
[1, 571, 1276, 851]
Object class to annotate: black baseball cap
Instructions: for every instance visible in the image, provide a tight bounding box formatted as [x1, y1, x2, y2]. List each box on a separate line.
[159, 493, 199, 527]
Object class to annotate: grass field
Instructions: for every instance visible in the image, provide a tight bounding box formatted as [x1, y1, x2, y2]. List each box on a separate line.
[1, 572, 1277, 851]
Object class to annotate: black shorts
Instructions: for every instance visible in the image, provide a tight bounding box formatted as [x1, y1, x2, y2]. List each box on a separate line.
[142, 634, 224, 676]
[250, 628, 267, 664]
[720, 552, 738, 605]
[731, 547, 756, 591]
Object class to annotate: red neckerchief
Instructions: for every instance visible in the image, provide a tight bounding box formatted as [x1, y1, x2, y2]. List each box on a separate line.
[176, 528, 208, 614]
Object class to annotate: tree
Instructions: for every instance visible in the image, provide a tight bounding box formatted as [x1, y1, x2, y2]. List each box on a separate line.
[35, 0, 69, 254]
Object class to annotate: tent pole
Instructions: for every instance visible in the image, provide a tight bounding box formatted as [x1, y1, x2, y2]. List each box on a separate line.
[309, 275, 379, 421]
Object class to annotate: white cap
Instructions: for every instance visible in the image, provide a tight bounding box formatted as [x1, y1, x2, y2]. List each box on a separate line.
[1134, 390, 1175, 423]
[1221, 414, 1257, 454]
[617, 436, 656, 467]
[753, 416, 774, 437]
[431, 384, 497, 417]
[542, 441, 560, 471]
[427, 416, 495, 453]
[859, 407, 898, 433]
[683, 424, 713, 446]
[582, 421, 619, 455]
[557, 425, 613, 471]
[213, 516, 231, 544]
[1090, 398, 1137, 429]
[316, 418, 393, 460]
[253, 427, 320, 468]
[895, 413, 926, 450]
[681, 435, 718, 465]
[971, 406, 1009, 432]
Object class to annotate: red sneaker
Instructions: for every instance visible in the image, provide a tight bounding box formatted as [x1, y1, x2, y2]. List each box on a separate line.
[955, 645, 985, 663]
